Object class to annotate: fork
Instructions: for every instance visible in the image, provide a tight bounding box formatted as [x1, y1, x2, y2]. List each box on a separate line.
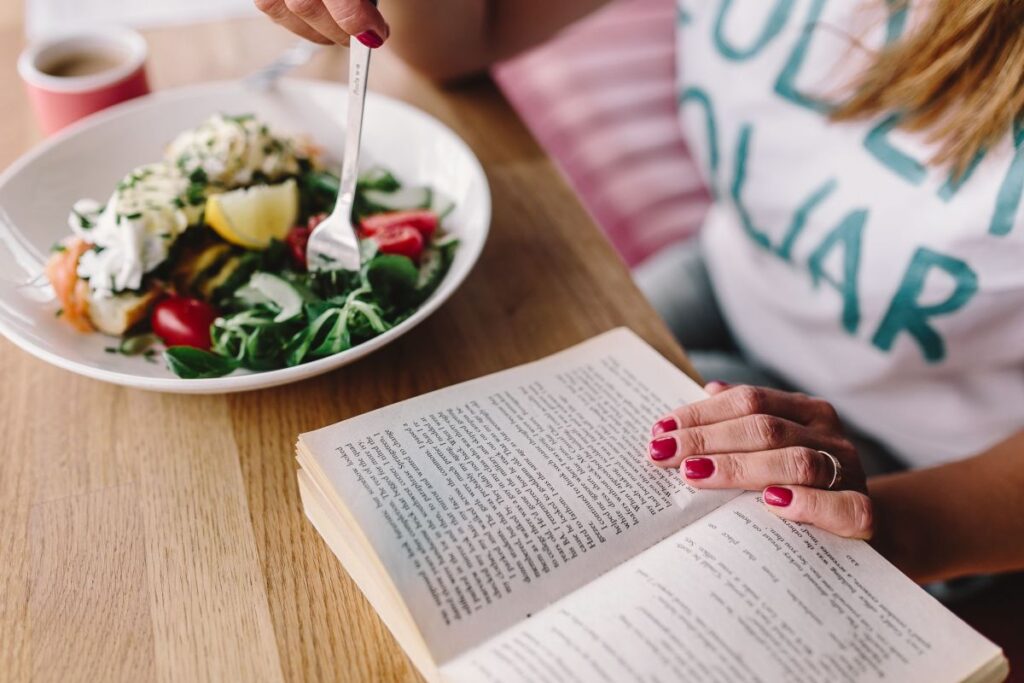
[244, 41, 322, 91]
[305, 37, 374, 273]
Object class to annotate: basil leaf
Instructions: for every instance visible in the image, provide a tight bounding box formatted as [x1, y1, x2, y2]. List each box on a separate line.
[364, 254, 419, 307]
[164, 347, 238, 379]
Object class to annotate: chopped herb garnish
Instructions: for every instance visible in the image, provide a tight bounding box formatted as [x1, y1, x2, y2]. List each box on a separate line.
[118, 333, 159, 356]
[55, 308, 63, 318]
[50, 118, 458, 383]
[71, 208, 93, 230]
[186, 183, 206, 206]
[50, 243, 67, 253]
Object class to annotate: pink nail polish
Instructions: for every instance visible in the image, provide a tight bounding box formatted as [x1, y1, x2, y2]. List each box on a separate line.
[649, 437, 677, 462]
[651, 416, 678, 437]
[706, 380, 731, 390]
[684, 457, 715, 479]
[764, 486, 793, 507]
[356, 31, 384, 48]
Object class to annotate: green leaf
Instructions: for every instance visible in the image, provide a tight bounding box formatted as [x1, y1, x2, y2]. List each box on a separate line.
[357, 167, 401, 192]
[287, 307, 339, 366]
[118, 333, 160, 356]
[309, 310, 351, 358]
[164, 347, 238, 379]
[364, 254, 419, 307]
[304, 170, 339, 195]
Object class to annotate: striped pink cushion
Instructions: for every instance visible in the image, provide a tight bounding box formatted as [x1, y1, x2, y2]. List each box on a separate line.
[492, 0, 710, 266]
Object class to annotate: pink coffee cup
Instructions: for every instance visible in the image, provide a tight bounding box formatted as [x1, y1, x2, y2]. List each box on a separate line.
[18, 27, 150, 136]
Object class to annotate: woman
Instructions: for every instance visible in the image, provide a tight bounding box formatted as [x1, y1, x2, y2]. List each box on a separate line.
[256, 0, 1024, 584]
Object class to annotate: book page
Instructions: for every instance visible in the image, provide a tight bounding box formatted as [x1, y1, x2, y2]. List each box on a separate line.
[443, 492, 1004, 683]
[299, 328, 738, 663]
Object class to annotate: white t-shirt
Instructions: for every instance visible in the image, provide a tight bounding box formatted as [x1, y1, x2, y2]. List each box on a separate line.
[676, 0, 1024, 467]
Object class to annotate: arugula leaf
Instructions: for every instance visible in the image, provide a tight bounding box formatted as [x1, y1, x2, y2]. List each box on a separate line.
[164, 347, 239, 379]
[309, 309, 352, 358]
[286, 307, 339, 366]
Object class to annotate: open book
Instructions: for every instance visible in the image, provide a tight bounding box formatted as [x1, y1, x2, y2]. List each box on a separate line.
[296, 328, 1008, 683]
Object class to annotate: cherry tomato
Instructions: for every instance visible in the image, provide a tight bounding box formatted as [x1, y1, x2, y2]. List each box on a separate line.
[285, 214, 327, 270]
[286, 226, 312, 270]
[151, 296, 218, 350]
[307, 213, 328, 230]
[373, 225, 425, 261]
[360, 210, 438, 238]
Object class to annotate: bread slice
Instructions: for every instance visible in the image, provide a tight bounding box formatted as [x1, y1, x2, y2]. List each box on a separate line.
[86, 288, 160, 336]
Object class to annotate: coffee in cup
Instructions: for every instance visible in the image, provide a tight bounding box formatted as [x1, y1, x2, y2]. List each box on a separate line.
[18, 27, 150, 136]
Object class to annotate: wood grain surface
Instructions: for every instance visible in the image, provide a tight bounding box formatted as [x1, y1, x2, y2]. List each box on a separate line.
[4, 9, 1020, 683]
[0, 13, 696, 683]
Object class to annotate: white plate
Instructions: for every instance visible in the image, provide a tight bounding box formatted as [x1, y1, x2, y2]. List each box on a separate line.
[0, 79, 491, 393]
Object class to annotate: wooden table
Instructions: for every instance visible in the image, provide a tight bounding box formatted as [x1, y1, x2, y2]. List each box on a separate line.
[0, 13, 697, 683]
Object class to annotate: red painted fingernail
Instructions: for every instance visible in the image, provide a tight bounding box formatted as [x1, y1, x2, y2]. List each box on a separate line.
[356, 31, 384, 48]
[683, 457, 715, 479]
[649, 437, 677, 461]
[764, 486, 793, 507]
[651, 417, 678, 437]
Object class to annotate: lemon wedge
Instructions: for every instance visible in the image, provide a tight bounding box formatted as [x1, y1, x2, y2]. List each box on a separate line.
[205, 179, 299, 249]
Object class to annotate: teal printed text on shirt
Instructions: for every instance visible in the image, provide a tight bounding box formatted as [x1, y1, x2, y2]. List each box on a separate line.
[864, 114, 927, 186]
[727, 122, 977, 362]
[989, 120, 1024, 236]
[730, 123, 837, 257]
[774, 0, 907, 114]
[871, 248, 979, 362]
[808, 209, 866, 334]
[713, 0, 795, 61]
[679, 87, 721, 197]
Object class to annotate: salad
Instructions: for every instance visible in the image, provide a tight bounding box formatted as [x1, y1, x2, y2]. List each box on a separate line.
[45, 114, 458, 379]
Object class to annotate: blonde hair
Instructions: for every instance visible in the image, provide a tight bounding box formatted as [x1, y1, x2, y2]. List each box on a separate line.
[832, 0, 1024, 176]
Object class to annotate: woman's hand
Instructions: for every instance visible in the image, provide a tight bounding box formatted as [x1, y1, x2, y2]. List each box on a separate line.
[254, 0, 390, 48]
[253, 0, 611, 81]
[648, 382, 874, 539]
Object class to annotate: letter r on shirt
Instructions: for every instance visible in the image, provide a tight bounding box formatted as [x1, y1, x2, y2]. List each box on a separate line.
[871, 248, 979, 363]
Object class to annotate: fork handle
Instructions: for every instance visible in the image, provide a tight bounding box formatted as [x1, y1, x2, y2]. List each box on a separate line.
[335, 37, 373, 217]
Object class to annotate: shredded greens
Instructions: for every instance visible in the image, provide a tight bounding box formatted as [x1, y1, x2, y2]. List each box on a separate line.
[162, 167, 458, 379]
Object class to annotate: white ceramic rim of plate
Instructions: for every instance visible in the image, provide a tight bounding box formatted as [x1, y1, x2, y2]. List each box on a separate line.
[0, 78, 491, 393]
